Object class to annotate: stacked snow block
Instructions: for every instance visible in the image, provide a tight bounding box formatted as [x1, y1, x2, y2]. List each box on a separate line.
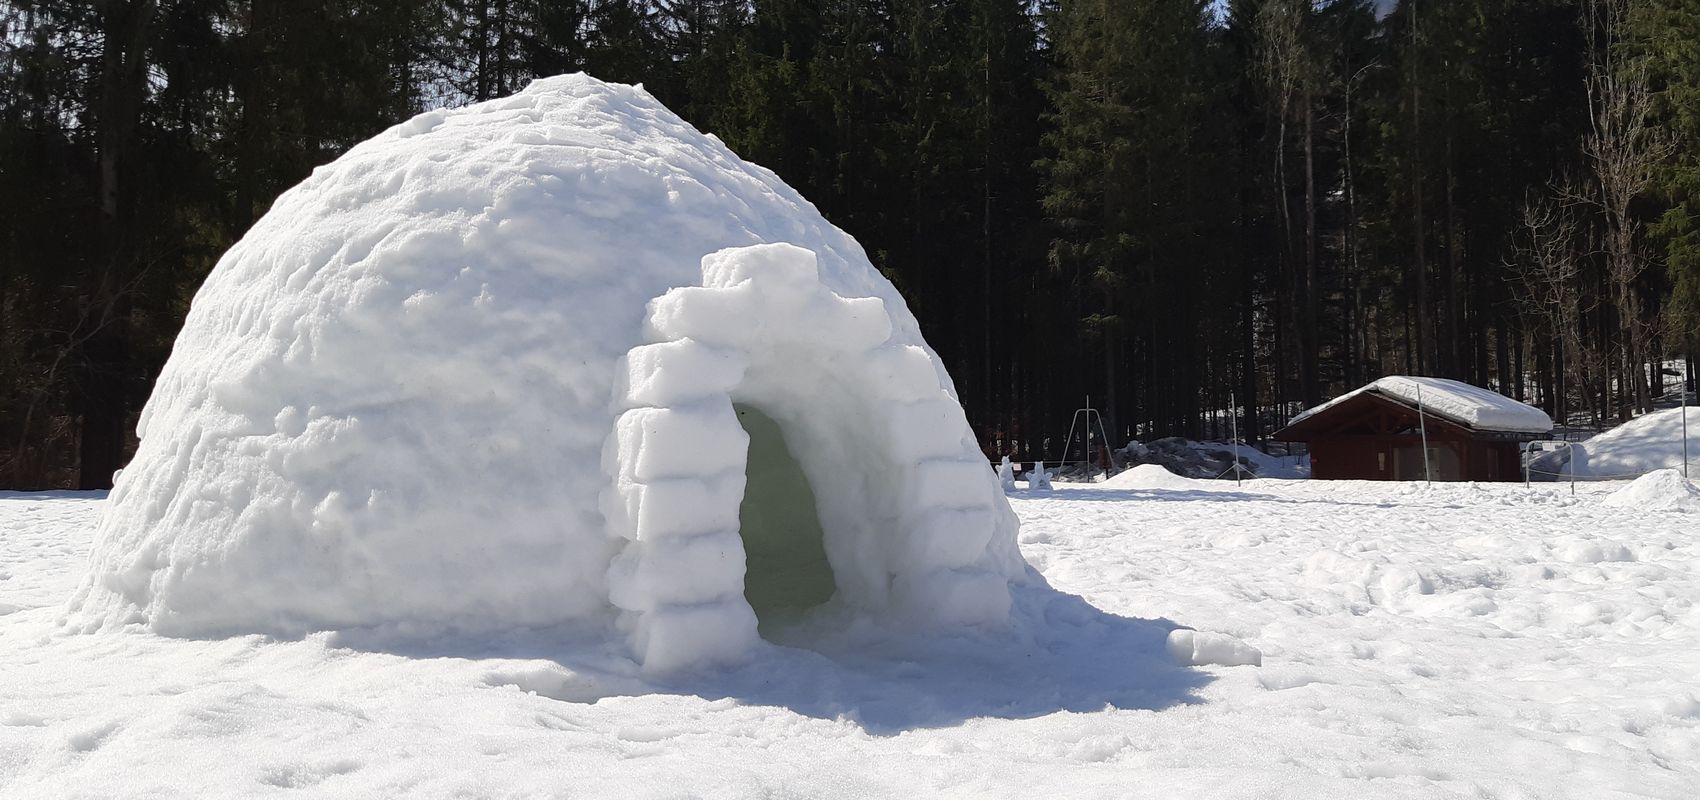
[603, 358, 761, 673]
[602, 243, 1012, 672]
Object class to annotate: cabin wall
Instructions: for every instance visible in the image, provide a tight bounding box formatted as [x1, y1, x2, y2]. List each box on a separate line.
[1309, 433, 1519, 482]
[1310, 438, 1389, 480]
[1465, 441, 1525, 482]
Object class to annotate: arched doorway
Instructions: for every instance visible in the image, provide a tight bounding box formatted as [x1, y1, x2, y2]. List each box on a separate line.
[601, 243, 1016, 673]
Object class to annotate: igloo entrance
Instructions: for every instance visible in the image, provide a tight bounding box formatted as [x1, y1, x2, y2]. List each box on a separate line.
[732, 403, 836, 629]
[601, 242, 1018, 673]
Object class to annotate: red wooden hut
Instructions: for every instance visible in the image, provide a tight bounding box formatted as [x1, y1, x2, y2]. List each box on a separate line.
[1274, 377, 1553, 482]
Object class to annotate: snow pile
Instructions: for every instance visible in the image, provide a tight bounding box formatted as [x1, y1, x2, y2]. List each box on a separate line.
[1573, 406, 1700, 478]
[65, 74, 1026, 672]
[1601, 468, 1700, 512]
[1100, 464, 1213, 491]
[1115, 437, 1305, 480]
[1290, 376, 1552, 433]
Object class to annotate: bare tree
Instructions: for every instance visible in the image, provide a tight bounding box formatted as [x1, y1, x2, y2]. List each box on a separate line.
[1256, 0, 1320, 406]
[1342, 59, 1383, 390]
[1573, 0, 1672, 415]
[1511, 187, 1599, 427]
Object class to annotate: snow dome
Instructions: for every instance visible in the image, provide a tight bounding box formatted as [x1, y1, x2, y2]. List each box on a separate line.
[65, 75, 1026, 672]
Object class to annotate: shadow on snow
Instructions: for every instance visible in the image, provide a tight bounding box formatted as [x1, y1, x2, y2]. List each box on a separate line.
[329, 584, 1212, 736]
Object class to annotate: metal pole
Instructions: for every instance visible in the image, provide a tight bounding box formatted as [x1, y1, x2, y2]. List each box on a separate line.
[1415, 381, 1432, 486]
[1091, 410, 1114, 479]
[1230, 391, 1243, 487]
[1085, 395, 1093, 482]
[1684, 358, 1691, 479]
[1061, 410, 1081, 483]
[1568, 442, 1575, 496]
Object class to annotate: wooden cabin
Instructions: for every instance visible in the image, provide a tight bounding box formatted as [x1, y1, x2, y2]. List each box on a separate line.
[1274, 377, 1553, 482]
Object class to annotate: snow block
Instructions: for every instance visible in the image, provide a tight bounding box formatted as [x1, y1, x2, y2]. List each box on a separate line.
[884, 399, 973, 460]
[700, 242, 821, 296]
[863, 345, 945, 403]
[908, 458, 997, 510]
[600, 472, 745, 542]
[796, 294, 892, 353]
[609, 403, 746, 483]
[893, 568, 1012, 626]
[608, 530, 748, 611]
[616, 340, 747, 410]
[645, 284, 760, 349]
[902, 506, 998, 571]
[636, 598, 761, 674]
[1165, 629, 1263, 667]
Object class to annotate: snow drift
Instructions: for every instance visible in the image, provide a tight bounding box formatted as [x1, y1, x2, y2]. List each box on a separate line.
[1101, 464, 1217, 491]
[1573, 407, 1700, 478]
[1602, 468, 1700, 512]
[1115, 437, 1307, 480]
[65, 75, 1026, 671]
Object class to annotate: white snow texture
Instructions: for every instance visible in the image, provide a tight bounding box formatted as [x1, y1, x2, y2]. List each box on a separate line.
[1290, 375, 1553, 433]
[65, 74, 1025, 671]
[1574, 406, 1700, 478]
[1602, 468, 1700, 512]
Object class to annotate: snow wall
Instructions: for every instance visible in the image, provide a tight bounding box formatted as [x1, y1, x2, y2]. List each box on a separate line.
[65, 74, 1027, 672]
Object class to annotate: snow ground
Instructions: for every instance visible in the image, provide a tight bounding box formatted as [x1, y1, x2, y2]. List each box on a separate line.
[4, 481, 1698, 798]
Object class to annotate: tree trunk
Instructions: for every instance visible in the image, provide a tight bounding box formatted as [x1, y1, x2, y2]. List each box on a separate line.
[1344, 72, 1364, 390]
[1302, 93, 1319, 406]
[80, 0, 157, 490]
[1409, 0, 1429, 375]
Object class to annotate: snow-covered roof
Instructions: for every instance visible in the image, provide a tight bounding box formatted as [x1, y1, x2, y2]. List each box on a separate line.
[1288, 376, 1553, 434]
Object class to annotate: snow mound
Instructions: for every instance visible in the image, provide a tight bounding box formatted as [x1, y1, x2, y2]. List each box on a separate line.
[1574, 407, 1700, 478]
[1290, 376, 1551, 433]
[1601, 469, 1700, 512]
[1101, 464, 1212, 491]
[65, 75, 1027, 672]
[1116, 437, 1306, 480]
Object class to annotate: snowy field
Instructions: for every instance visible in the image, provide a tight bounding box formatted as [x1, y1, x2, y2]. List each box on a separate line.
[3, 479, 1698, 799]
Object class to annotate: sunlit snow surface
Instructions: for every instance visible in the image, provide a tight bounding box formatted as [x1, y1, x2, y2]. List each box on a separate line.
[4, 481, 1698, 798]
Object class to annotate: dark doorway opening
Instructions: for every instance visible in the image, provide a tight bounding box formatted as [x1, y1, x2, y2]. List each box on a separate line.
[733, 404, 837, 634]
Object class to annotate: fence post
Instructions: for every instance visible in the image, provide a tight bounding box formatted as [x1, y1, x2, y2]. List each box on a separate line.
[1230, 391, 1243, 488]
[1684, 358, 1691, 480]
[1568, 442, 1575, 496]
[1414, 380, 1432, 486]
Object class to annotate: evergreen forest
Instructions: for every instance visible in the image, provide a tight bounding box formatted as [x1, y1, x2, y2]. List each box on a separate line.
[4, 0, 1700, 488]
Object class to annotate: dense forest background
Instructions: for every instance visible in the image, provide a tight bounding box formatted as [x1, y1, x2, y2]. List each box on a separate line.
[3, 0, 1699, 489]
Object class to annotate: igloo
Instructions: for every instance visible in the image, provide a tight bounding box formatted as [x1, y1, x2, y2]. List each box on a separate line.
[66, 75, 1027, 672]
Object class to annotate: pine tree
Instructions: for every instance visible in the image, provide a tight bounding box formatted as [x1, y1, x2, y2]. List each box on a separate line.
[1644, 0, 1700, 357]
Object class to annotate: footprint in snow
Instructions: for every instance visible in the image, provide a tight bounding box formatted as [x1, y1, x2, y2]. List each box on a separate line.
[258, 758, 363, 789]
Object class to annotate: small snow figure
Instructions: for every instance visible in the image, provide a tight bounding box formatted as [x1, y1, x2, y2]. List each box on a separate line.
[1028, 461, 1053, 491]
[999, 456, 1017, 492]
